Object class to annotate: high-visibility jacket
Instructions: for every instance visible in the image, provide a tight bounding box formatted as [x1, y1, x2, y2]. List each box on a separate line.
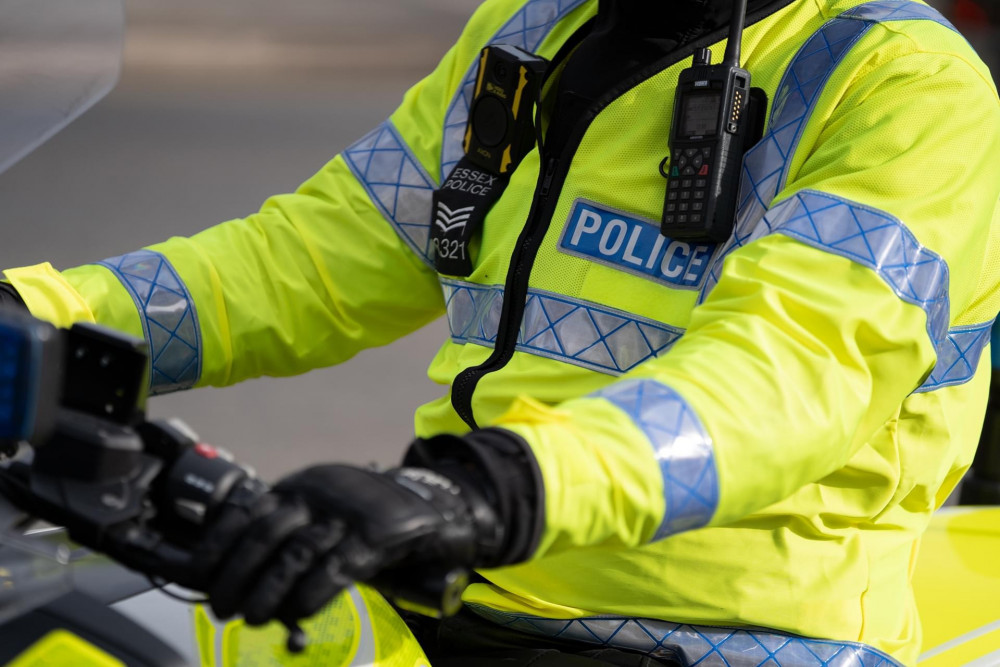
[6, 0, 998, 663]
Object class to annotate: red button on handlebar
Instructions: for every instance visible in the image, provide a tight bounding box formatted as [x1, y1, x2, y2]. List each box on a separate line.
[194, 443, 219, 459]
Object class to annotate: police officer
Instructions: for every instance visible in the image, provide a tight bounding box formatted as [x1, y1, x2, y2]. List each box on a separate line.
[3, 0, 998, 665]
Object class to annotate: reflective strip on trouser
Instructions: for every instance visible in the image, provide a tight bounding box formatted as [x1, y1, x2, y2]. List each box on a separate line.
[698, 0, 990, 392]
[442, 279, 683, 374]
[97, 250, 202, 395]
[594, 379, 717, 538]
[468, 605, 904, 667]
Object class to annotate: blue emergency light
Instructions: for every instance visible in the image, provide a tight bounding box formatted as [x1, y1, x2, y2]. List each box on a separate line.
[0, 310, 60, 448]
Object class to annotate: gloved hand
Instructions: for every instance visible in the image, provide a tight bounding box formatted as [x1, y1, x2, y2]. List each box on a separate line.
[202, 429, 542, 626]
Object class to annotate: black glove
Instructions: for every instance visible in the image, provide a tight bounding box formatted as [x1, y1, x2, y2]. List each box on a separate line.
[203, 428, 543, 626]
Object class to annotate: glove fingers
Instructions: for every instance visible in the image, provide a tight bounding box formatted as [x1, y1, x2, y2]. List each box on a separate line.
[209, 501, 312, 620]
[276, 534, 384, 622]
[191, 495, 278, 585]
[241, 520, 345, 626]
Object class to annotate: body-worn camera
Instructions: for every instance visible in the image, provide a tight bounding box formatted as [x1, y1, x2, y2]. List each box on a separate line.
[464, 44, 548, 175]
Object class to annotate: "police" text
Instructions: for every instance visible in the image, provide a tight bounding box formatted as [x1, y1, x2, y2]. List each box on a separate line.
[558, 200, 715, 288]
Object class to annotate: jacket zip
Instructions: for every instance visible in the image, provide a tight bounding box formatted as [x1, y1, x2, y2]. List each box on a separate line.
[449, 0, 793, 429]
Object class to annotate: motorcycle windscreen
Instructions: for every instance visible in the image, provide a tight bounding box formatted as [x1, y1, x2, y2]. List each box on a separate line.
[0, 0, 123, 176]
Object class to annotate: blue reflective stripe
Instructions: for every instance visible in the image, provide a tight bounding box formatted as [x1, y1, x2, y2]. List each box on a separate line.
[841, 0, 959, 27]
[917, 319, 996, 392]
[342, 121, 437, 266]
[442, 279, 682, 374]
[594, 379, 717, 539]
[97, 250, 202, 395]
[468, 605, 903, 667]
[441, 0, 589, 176]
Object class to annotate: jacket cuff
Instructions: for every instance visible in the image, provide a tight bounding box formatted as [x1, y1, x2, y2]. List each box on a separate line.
[404, 428, 545, 566]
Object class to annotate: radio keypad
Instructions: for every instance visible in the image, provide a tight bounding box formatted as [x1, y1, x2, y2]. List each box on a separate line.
[664, 148, 713, 226]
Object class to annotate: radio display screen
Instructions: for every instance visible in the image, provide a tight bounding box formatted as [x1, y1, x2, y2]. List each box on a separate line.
[680, 92, 722, 138]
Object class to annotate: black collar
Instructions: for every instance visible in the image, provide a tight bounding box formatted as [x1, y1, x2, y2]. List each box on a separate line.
[591, 0, 783, 45]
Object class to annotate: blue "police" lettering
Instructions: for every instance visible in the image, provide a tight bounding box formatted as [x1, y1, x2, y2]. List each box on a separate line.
[558, 200, 715, 288]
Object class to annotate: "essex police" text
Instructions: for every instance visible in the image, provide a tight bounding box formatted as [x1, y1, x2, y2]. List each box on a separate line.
[441, 168, 497, 197]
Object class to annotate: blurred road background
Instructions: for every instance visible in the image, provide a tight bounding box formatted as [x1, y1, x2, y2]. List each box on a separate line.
[0, 0, 995, 479]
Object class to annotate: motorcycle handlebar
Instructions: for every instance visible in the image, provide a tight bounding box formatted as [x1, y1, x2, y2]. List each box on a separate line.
[0, 311, 470, 652]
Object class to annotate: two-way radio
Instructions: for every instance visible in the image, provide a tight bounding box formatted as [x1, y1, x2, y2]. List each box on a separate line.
[661, 0, 765, 243]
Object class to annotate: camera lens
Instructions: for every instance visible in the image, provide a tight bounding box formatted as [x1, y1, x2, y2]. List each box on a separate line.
[472, 96, 508, 147]
[493, 61, 509, 82]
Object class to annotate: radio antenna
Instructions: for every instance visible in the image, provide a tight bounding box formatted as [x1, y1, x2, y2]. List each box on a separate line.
[723, 0, 749, 67]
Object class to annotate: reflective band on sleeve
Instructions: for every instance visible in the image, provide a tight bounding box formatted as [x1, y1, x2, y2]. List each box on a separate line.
[594, 379, 717, 539]
[468, 605, 903, 667]
[342, 121, 438, 266]
[442, 279, 682, 374]
[97, 250, 202, 395]
[441, 0, 589, 175]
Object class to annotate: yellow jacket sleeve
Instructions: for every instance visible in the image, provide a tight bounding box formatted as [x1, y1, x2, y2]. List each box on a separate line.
[495, 44, 1000, 557]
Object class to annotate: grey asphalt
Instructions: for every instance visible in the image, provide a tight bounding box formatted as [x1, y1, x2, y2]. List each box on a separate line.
[0, 0, 478, 477]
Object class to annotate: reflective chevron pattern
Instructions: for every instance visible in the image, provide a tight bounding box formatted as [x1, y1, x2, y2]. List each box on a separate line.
[916, 319, 996, 392]
[342, 121, 438, 266]
[469, 605, 903, 667]
[701, 0, 958, 299]
[840, 0, 959, 25]
[442, 279, 683, 374]
[345, 1, 590, 266]
[767, 189, 951, 341]
[97, 250, 201, 394]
